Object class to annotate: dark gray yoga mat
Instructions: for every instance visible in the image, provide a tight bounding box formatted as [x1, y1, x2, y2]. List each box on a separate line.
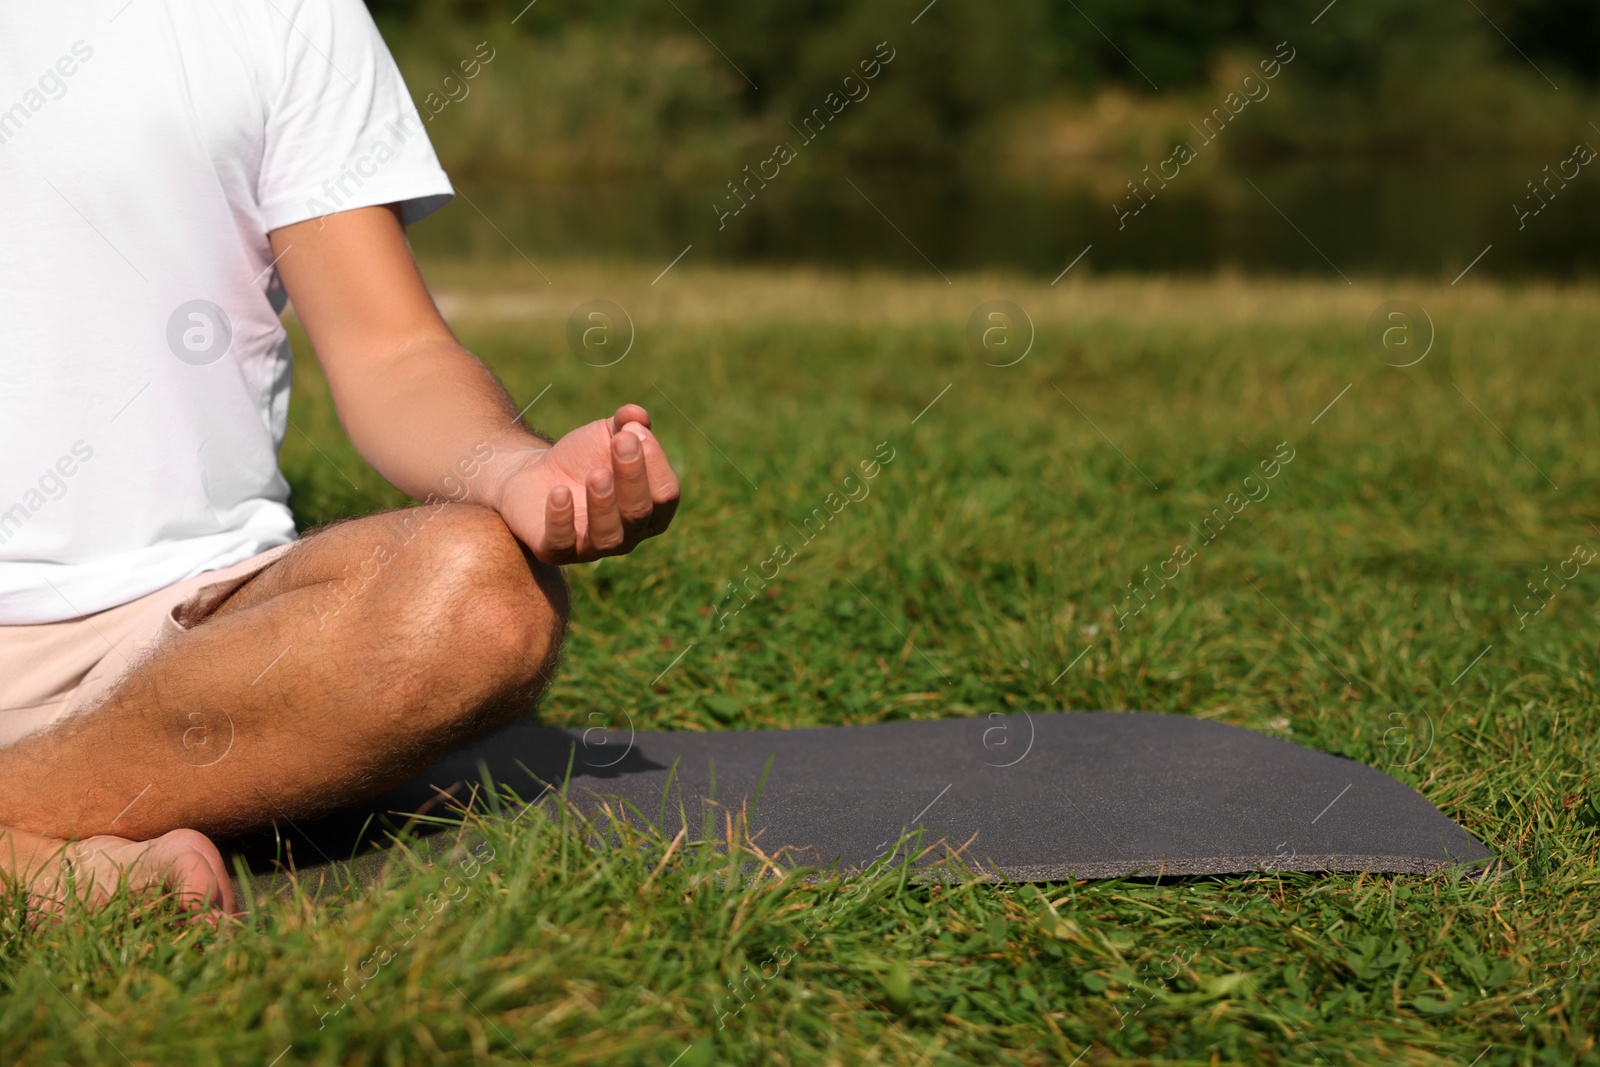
[226, 711, 1494, 893]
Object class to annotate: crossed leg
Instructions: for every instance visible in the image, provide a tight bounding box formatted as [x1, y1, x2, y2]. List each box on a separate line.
[0, 503, 568, 914]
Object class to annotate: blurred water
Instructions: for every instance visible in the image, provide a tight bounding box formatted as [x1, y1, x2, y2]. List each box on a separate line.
[410, 161, 1600, 280]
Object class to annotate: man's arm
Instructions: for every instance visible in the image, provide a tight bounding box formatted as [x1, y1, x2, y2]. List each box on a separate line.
[269, 205, 678, 562]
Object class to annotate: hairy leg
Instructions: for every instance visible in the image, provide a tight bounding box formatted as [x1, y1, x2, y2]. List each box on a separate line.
[0, 503, 567, 910]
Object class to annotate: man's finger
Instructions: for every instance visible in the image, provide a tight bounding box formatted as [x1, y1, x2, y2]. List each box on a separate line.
[612, 432, 653, 527]
[618, 421, 680, 505]
[647, 495, 678, 536]
[542, 484, 578, 563]
[585, 468, 625, 554]
[611, 404, 651, 433]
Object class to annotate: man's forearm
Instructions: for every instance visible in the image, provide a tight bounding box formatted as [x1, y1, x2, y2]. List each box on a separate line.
[272, 205, 678, 563]
[326, 335, 544, 511]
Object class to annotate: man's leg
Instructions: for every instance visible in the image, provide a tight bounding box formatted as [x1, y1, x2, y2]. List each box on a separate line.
[0, 503, 568, 911]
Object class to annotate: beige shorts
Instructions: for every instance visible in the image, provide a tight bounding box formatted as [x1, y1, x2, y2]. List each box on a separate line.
[0, 543, 295, 749]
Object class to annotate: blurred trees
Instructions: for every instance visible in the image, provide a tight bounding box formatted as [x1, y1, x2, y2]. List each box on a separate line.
[365, 0, 1599, 177]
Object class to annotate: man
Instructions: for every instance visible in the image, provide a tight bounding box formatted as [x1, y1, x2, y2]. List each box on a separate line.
[0, 2, 678, 914]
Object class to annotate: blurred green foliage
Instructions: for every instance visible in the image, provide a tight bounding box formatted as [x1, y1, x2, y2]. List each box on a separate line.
[366, 0, 1600, 176]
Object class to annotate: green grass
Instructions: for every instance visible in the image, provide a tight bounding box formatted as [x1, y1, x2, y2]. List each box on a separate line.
[5, 266, 1599, 1064]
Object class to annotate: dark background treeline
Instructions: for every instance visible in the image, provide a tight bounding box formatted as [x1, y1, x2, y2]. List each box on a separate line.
[365, 0, 1598, 179]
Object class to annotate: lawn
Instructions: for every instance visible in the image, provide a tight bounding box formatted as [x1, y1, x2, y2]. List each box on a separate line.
[3, 263, 1598, 1064]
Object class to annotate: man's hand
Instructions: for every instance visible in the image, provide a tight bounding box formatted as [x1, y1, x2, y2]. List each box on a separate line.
[491, 403, 680, 564]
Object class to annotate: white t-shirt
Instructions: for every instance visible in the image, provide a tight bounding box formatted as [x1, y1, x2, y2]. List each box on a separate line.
[0, 0, 453, 624]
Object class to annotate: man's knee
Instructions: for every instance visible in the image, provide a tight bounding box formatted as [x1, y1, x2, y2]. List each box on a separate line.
[403, 504, 570, 694]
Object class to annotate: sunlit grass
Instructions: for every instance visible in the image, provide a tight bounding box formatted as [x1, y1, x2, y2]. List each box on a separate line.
[3, 265, 1597, 1064]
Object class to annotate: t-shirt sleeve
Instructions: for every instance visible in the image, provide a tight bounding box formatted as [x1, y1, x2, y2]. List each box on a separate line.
[256, 0, 454, 231]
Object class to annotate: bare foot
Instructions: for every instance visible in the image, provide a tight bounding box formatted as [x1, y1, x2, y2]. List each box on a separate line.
[2, 826, 236, 916]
